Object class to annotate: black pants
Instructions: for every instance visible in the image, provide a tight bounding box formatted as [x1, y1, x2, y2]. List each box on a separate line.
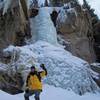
[24, 89, 41, 100]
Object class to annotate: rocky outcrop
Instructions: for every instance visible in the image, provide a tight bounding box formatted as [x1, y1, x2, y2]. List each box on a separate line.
[0, 71, 24, 95]
[56, 2, 96, 63]
[0, 0, 30, 94]
[0, 0, 30, 51]
[50, 0, 100, 63]
[82, 0, 100, 62]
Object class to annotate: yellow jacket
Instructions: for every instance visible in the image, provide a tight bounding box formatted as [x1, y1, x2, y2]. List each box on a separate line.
[26, 71, 47, 90]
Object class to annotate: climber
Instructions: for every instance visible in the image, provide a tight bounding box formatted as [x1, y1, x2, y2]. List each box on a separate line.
[24, 64, 47, 100]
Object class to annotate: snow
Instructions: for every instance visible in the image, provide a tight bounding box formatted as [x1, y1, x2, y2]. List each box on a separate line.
[29, 0, 50, 7]
[90, 63, 100, 79]
[57, 8, 67, 23]
[28, 41, 99, 94]
[56, 4, 78, 30]
[3, 0, 13, 14]
[0, 84, 100, 100]
[1, 40, 99, 95]
[3, 45, 37, 72]
[91, 63, 100, 68]
[30, 7, 58, 45]
[38, 0, 49, 6]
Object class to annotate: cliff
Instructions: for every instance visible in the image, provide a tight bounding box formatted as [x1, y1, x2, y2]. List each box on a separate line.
[0, 0, 100, 95]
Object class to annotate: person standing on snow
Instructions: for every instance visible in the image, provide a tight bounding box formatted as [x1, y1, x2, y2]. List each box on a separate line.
[24, 64, 47, 100]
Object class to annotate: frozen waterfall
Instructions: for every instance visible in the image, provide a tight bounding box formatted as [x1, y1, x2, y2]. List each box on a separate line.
[30, 7, 58, 45]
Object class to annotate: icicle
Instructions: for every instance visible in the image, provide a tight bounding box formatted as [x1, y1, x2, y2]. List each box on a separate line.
[3, 0, 20, 15]
[3, 0, 13, 15]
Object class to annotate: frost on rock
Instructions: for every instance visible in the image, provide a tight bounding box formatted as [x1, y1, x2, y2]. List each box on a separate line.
[29, 0, 50, 7]
[1, 41, 99, 95]
[57, 8, 67, 23]
[57, 5, 77, 30]
[30, 7, 58, 45]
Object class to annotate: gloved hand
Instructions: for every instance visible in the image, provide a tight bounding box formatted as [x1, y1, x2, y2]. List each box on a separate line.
[40, 64, 45, 69]
[40, 64, 47, 75]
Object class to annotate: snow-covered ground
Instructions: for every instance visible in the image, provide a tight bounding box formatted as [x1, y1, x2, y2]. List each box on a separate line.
[0, 84, 100, 100]
[1, 41, 99, 95]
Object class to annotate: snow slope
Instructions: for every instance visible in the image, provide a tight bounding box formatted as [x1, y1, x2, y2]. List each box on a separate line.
[2, 41, 99, 95]
[0, 84, 100, 100]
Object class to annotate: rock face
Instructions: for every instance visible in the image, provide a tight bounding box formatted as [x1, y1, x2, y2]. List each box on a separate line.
[0, 0, 30, 94]
[82, 0, 100, 63]
[0, 43, 37, 94]
[0, 0, 30, 51]
[0, 71, 24, 95]
[0, 10, 25, 49]
[56, 2, 96, 63]
[94, 22, 100, 62]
